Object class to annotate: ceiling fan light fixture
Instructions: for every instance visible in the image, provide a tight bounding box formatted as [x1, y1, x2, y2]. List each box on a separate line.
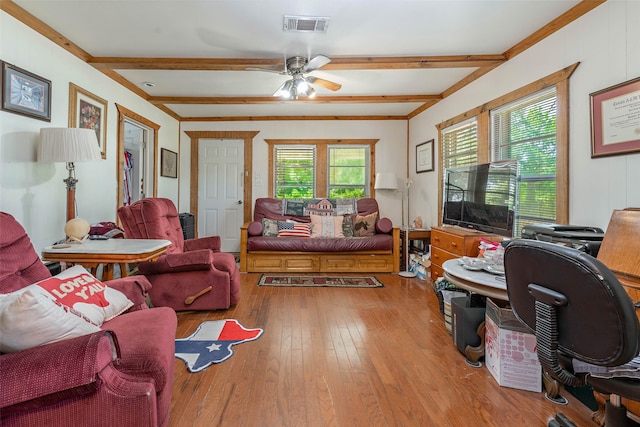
[307, 86, 316, 99]
[273, 80, 293, 98]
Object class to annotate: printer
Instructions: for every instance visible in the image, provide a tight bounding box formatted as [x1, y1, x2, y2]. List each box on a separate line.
[521, 224, 605, 256]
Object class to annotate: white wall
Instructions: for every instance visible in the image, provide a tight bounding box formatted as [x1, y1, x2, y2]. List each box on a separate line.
[409, 0, 640, 232]
[0, 12, 180, 253]
[179, 120, 408, 225]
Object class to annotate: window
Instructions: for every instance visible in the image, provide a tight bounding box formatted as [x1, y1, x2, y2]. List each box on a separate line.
[492, 87, 558, 236]
[441, 118, 478, 173]
[267, 139, 378, 198]
[436, 64, 574, 231]
[328, 146, 369, 198]
[274, 145, 315, 198]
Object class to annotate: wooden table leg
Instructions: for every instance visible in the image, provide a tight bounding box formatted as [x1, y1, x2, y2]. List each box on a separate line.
[101, 263, 115, 281]
[119, 263, 129, 277]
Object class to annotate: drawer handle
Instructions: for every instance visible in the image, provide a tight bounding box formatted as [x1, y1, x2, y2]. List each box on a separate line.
[433, 237, 440, 242]
[433, 254, 440, 259]
[451, 242, 458, 247]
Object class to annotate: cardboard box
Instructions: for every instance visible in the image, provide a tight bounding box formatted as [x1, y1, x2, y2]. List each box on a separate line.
[485, 298, 542, 392]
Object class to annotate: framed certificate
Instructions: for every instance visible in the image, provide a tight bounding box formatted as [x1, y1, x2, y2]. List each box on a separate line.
[590, 76, 640, 158]
[416, 139, 434, 173]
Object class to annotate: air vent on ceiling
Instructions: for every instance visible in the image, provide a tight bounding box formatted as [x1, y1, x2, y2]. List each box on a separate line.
[283, 15, 330, 33]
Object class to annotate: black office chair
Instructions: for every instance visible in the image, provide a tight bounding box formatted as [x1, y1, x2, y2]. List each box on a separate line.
[504, 239, 640, 427]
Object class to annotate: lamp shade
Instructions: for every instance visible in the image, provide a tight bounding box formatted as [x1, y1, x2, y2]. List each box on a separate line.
[374, 172, 398, 190]
[38, 128, 101, 163]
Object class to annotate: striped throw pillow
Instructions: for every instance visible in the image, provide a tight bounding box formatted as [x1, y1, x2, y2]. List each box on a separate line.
[277, 220, 311, 237]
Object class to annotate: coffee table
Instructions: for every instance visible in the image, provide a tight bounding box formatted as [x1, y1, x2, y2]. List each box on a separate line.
[42, 238, 171, 281]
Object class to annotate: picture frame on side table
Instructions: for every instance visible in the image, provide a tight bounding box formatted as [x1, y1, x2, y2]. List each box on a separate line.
[416, 139, 434, 173]
[69, 83, 108, 159]
[1, 61, 51, 121]
[161, 148, 178, 178]
[590, 76, 640, 158]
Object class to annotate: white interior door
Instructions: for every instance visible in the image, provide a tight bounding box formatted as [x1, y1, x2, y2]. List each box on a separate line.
[198, 139, 244, 252]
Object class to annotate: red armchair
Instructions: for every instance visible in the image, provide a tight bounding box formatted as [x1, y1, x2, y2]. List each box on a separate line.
[0, 212, 177, 427]
[117, 198, 240, 311]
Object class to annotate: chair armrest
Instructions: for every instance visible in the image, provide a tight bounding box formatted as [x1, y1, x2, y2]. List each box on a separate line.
[184, 236, 221, 252]
[0, 331, 118, 413]
[246, 221, 263, 236]
[105, 275, 152, 311]
[138, 250, 214, 275]
[376, 217, 393, 234]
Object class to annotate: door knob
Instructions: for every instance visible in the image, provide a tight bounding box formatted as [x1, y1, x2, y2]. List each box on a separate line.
[238, 200, 242, 204]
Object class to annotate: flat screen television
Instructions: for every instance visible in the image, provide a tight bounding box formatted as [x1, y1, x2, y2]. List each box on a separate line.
[442, 160, 518, 237]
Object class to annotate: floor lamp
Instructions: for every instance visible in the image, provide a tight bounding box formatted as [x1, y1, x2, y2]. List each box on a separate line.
[374, 173, 416, 278]
[38, 128, 102, 222]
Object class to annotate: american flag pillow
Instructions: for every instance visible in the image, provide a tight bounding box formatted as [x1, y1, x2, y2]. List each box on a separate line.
[277, 220, 311, 237]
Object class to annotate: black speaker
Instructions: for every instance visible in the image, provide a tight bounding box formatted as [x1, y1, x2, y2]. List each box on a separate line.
[451, 296, 486, 355]
[179, 213, 195, 240]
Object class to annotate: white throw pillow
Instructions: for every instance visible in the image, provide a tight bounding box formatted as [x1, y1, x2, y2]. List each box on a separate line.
[0, 289, 101, 353]
[25, 265, 134, 324]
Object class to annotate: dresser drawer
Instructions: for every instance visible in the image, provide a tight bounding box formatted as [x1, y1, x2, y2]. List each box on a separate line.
[431, 246, 460, 267]
[431, 229, 466, 256]
[431, 263, 444, 281]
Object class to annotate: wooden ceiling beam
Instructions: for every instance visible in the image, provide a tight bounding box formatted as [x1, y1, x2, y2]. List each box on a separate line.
[149, 95, 442, 105]
[88, 55, 506, 71]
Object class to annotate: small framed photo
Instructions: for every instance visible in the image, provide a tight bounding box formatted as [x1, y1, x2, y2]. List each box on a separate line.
[416, 139, 434, 173]
[1, 61, 51, 121]
[161, 148, 178, 178]
[69, 83, 108, 159]
[590, 76, 640, 158]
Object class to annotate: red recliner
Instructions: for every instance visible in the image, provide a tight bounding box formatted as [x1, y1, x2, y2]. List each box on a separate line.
[0, 212, 177, 427]
[117, 198, 240, 311]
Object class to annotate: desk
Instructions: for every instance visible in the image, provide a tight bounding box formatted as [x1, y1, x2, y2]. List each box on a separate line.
[442, 258, 508, 301]
[42, 239, 171, 281]
[400, 228, 431, 271]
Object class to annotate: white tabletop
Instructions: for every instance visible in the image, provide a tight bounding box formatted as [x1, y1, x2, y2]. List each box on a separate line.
[43, 238, 171, 255]
[442, 258, 508, 300]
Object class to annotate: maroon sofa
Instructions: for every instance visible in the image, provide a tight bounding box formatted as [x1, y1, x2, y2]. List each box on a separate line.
[0, 212, 177, 427]
[240, 198, 400, 273]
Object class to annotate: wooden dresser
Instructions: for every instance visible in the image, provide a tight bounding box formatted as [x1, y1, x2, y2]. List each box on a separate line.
[430, 225, 500, 281]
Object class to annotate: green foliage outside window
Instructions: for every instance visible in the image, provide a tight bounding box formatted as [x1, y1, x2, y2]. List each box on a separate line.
[493, 88, 557, 234]
[328, 147, 368, 198]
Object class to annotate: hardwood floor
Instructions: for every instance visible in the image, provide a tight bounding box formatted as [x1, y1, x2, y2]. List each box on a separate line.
[169, 273, 598, 427]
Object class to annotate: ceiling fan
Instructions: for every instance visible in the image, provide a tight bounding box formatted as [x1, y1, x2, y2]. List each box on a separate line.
[248, 55, 342, 99]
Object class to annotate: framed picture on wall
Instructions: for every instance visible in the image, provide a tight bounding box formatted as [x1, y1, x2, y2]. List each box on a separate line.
[1, 61, 51, 121]
[69, 83, 108, 159]
[416, 139, 434, 173]
[161, 148, 178, 178]
[590, 76, 640, 158]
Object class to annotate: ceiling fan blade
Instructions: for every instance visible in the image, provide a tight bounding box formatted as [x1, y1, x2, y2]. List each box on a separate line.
[245, 66, 286, 74]
[303, 54, 331, 72]
[306, 76, 341, 91]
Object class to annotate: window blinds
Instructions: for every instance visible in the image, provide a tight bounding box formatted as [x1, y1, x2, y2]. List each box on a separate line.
[491, 87, 558, 235]
[274, 145, 316, 198]
[442, 118, 479, 177]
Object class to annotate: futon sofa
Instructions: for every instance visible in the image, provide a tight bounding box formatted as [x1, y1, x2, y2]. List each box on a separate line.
[0, 212, 177, 427]
[240, 197, 400, 273]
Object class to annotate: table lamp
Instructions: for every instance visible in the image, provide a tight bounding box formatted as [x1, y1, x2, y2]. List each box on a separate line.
[38, 128, 102, 222]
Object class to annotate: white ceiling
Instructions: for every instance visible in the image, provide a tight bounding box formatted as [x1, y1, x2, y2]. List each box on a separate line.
[9, 0, 590, 119]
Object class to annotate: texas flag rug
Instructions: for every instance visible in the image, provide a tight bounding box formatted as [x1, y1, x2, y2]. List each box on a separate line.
[175, 319, 263, 373]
